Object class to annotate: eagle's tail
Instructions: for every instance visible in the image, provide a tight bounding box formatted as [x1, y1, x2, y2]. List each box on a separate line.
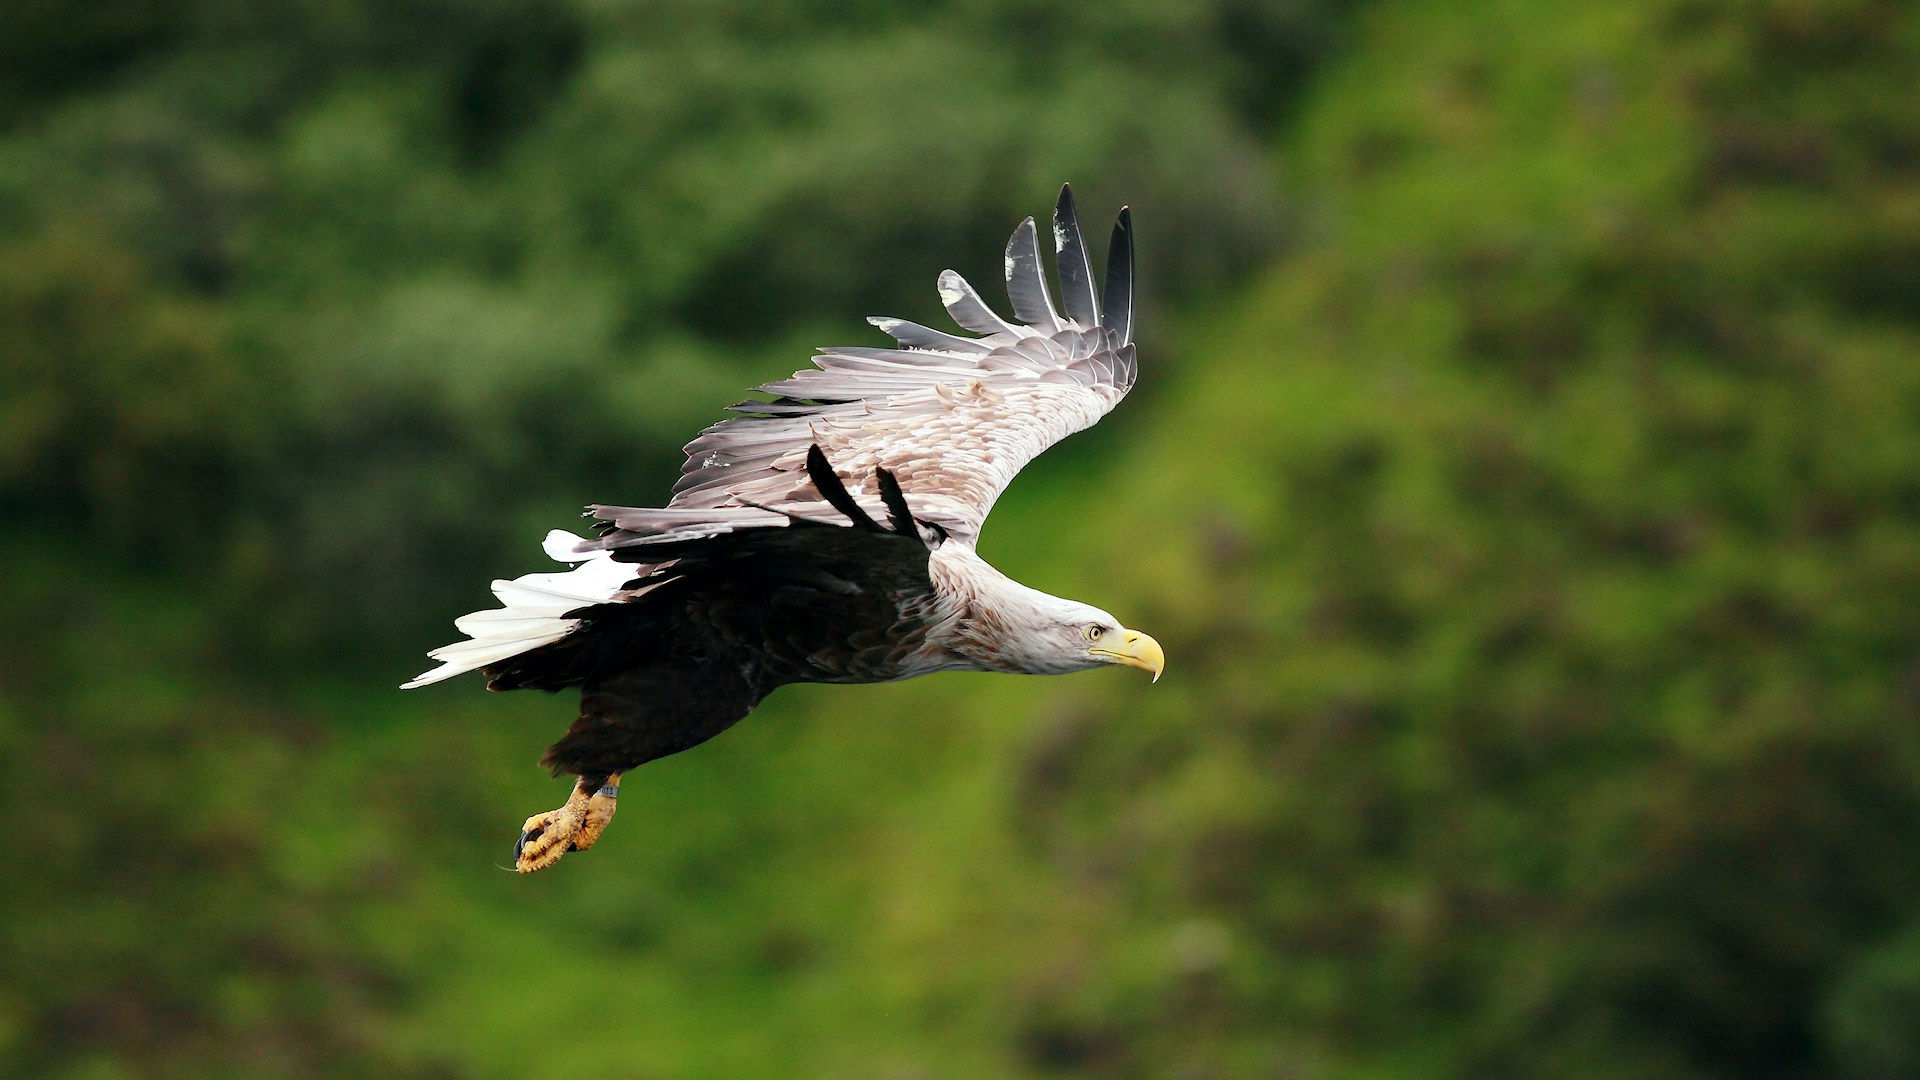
[400, 531, 638, 689]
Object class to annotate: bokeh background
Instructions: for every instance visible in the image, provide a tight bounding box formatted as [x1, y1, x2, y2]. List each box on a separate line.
[6, 0, 1920, 1076]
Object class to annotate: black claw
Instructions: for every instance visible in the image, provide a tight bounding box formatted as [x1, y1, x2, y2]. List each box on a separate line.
[514, 826, 542, 864]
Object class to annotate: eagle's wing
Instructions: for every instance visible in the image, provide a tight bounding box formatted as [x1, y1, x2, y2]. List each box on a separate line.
[642, 184, 1136, 547]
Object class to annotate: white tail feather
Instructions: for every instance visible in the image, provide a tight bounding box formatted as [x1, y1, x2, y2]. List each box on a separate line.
[542, 529, 595, 561]
[402, 533, 635, 689]
[452, 609, 572, 637]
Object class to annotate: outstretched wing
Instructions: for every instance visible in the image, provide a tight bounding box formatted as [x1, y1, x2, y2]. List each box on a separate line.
[649, 184, 1136, 546]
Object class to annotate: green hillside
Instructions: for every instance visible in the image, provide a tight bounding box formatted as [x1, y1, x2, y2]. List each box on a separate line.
[4, 0, 1919, 1076]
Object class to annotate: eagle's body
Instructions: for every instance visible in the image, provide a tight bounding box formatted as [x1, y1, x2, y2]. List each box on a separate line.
[407, 187, 1162, 871]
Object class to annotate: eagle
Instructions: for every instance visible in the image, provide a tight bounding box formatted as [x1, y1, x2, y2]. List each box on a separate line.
[405, 186, 1164, 872]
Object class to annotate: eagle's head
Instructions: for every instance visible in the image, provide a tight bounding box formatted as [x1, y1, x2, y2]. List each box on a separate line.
[967, 588, 1164, 681]
[932, 528, 1164, 681]
[1044, 600, 1165, 681]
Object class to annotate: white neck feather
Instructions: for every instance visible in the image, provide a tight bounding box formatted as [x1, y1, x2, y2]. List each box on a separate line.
[924, 545, 1104, 675]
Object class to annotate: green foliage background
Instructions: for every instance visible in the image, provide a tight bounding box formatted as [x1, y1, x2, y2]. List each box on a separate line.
[5, 0, 1919, 1075]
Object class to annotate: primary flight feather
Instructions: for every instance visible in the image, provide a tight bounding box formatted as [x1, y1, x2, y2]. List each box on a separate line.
[406, 186, 1163, 872]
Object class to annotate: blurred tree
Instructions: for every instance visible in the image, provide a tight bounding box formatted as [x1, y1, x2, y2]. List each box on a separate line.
[997, 0, 1920, 1075]
[0, 0, 1307, 655]
[6, 0, 1919, 1076]
[0, 1, 1334, 1075]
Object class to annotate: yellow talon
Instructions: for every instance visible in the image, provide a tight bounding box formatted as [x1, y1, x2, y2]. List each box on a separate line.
[513, 774, 621, 873]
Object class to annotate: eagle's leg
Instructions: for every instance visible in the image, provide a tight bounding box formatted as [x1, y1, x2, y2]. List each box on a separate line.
[513, 772, 621, 874]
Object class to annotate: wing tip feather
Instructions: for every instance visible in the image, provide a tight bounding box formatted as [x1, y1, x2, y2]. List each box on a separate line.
[1102, 205, 1135, 347]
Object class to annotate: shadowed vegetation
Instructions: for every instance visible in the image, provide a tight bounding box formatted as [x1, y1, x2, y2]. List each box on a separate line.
[4, 0, 1919, 1076]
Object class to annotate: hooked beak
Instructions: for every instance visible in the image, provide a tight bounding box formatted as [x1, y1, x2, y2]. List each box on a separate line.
[1091, 628, 1165, 682]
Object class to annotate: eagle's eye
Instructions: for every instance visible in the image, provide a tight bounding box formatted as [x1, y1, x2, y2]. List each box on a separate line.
[1086, 625, 1106, 642]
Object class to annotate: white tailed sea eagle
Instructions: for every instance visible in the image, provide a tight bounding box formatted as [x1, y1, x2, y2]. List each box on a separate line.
[406, 186, 1163, 872]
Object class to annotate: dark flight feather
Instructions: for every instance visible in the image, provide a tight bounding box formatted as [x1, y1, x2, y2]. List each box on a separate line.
[874, 465, 915, 537]
[1004, 217, 1064, 331]
[1102, 208, 1134, 348]
[1053, 184, 1100, 328]
[805, 443, 884, 532]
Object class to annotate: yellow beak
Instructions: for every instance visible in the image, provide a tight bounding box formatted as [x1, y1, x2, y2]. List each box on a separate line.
[1092, 628, 1165, 682]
